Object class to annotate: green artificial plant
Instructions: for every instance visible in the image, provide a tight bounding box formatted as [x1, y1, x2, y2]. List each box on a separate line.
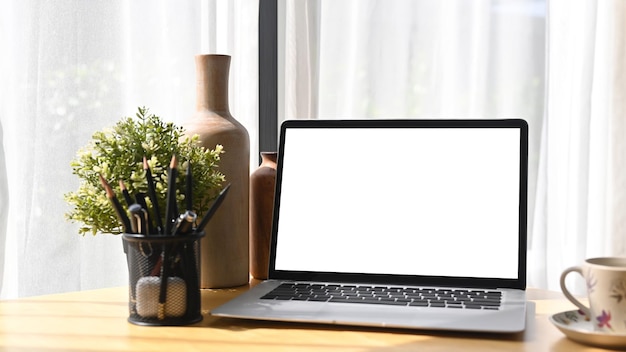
[65, 107, 224, 235]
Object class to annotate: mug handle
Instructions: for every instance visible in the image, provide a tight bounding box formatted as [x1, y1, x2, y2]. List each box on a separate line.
[560, 266, 591, 316]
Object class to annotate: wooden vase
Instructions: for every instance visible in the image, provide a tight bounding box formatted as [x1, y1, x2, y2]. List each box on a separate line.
[249, 152, 278, 279]
[183, 54, 250, 288]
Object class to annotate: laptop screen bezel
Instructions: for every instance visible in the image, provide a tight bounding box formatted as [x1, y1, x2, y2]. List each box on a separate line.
[267, 119, 528, 290]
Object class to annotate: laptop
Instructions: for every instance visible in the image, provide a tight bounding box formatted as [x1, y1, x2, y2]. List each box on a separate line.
[211, 119, 529, 333]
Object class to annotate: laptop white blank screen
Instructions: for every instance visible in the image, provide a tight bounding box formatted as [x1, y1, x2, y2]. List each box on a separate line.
[274, 127, 521, 280]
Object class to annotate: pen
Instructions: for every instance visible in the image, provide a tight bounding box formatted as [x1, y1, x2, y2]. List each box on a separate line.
[99, 174, 131, 233]
[144, 157, 164, 234]
[172, 210, 197, 236]
[135, 193, 155, 235]
[196, 183, 231, 231]
[164, 155, 178, 235]
[128, 203, 146, 235]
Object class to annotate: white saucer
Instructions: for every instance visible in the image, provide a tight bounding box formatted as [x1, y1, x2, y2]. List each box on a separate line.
[550, 309, 626, 349]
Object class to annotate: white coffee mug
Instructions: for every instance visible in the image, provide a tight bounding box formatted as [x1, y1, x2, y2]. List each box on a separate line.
[560, 257, 626, 333]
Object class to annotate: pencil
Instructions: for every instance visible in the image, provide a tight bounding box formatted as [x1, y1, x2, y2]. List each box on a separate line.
[185, 161, 193, 212]
[158, 247, 171, 320]
[99, 174, 131, 233]
[118, 180, 134, 207]
[164, 155, 178, 235]
[144, 157, 164, 234]
[196, 183, 231, 231]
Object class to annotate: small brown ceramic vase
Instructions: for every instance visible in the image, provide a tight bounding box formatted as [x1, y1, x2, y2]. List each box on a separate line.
[249, 152, 278, 279]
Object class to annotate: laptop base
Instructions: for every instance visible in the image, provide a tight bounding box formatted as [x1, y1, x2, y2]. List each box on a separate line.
[211, 280, 527, 333]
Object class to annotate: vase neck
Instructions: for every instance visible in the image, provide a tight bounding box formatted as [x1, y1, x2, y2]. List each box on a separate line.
[260, 152, 278, 168]
[195, 54, 231, 115]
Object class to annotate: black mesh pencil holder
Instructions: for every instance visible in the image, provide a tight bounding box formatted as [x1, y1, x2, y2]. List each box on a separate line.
[122, 232, 204, 326]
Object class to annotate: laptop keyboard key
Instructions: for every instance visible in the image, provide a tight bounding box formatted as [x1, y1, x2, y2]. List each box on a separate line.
[307, 296, 329, 302]
[472, 299, 500, 306]
[329, 296, 348, 302]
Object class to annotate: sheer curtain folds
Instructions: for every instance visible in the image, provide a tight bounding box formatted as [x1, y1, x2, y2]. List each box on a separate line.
[531, 0, 626, 293]
[282, 0, 626, 294]
[0, 0, 258, 298]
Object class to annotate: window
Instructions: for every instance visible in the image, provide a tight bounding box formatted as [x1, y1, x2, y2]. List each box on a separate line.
[0, 0, 259, 298]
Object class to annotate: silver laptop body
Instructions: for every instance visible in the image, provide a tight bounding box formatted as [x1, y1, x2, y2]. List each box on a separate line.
[212, 119, 528, 333]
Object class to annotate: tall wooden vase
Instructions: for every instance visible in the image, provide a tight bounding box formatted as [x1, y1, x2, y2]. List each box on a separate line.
[184, 54, 250, 288]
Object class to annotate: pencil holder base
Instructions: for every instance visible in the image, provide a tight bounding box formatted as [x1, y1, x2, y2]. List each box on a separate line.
[123, 232, 204, 326]
[127, 315, 203, 327]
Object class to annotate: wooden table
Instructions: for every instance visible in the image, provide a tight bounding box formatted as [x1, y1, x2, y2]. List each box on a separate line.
[0, 284, 598, 351]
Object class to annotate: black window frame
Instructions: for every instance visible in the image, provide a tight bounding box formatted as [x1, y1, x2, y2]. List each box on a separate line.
[258, 0, 278, 155]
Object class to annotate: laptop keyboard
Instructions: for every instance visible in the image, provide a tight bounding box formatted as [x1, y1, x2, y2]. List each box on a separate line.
[260, 283, 502, 310]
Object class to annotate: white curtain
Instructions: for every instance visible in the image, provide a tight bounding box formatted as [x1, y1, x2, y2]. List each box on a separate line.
[0, 0, 258, 298]
[282, 0, 626, 294]
[530, 0, 626, 294]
